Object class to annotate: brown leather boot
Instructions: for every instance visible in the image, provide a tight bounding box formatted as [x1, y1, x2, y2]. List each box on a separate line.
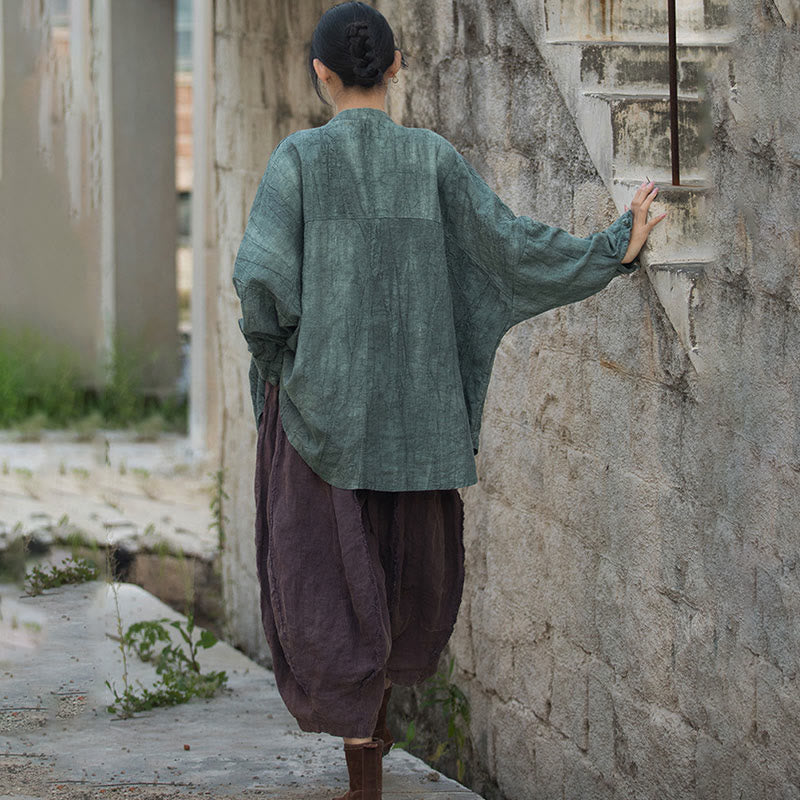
[372, 685, 394, 756]
[331, 738, 383, 800]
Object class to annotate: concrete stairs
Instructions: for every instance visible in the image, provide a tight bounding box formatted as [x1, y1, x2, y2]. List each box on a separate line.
[512, 0, 736, 373]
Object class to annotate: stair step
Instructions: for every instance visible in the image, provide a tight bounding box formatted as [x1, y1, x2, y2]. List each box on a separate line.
[581, 92, 710, 179]
[543, 0, 732, 41]
[614, 181, 716, 261]
[584, 90, 700, 101]
[546, 40, 730, 94]
[546, 36, 736, 47]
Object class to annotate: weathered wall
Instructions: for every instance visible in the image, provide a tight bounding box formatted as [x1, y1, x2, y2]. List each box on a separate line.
[215, 0, 800, 798]
[382, 1, 800, 799]
[0, 0, 178, 391]
[213, 0, 331, 661]
[0, 1, 102, 377]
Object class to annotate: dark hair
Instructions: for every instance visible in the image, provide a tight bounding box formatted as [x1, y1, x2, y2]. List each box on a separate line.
[308, 1, 408, 105]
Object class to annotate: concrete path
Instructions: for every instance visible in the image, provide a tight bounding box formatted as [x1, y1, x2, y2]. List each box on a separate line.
[0, 580, 483, 800]
[0, 435, 217, 562]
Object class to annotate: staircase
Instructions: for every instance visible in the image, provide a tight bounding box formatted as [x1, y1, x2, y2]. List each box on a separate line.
[511, 0, 736, 374]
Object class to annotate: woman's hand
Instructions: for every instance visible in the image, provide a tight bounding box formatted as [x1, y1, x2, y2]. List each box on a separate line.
[621, 180, 667, 264]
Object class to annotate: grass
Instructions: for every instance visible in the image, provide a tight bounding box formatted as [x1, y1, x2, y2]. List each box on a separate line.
[0, 326, 187, 434]
[24, 555, 100, 596]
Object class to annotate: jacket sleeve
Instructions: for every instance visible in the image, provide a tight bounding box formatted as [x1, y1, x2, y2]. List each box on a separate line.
[438, 142, 640, 331]
[232, 137, 303, 425]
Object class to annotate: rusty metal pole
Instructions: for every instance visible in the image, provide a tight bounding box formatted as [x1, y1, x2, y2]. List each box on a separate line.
[668, 0, 681, 185]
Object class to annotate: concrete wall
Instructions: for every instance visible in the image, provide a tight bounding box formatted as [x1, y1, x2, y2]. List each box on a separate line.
[109, 0, 179, 392]
[0, 0, 178, 391]
[214, 0, 800, 798]
[0, 0, 102, 378]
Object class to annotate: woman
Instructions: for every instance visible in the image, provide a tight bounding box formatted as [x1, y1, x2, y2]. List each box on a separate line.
[232, 3, 664, 798]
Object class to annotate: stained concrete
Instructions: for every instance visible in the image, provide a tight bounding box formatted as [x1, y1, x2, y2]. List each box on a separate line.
[0, 0, 178, 392]
[0, 581, 482, 800]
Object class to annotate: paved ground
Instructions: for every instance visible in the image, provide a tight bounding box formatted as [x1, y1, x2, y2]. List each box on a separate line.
[0, 573, 483, 800]
[0, 435, 484, 799]
[0, 434, 217, 563]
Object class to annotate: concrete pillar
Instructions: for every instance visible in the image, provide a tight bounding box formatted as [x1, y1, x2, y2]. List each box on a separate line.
[0, 0, 102, 379]
[1, 0, 180, 394]
[190, 0, 220, 458]
[108, 0, 178, 394]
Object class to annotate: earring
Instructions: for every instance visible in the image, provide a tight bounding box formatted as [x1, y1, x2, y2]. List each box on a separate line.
[391, 75, 399, 84]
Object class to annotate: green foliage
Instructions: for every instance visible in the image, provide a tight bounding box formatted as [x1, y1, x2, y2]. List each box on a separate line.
[395, 656, 471, 784]
[0, 327, 83, 427]
[105, 611, 228, 717]
[24, 555, 100, 596]
[134, 413, 166, 441]
[0, 326, 187, 432]
[98, 332, 147, 425]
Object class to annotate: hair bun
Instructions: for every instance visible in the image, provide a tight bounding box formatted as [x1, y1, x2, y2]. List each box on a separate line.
[309, 3, 406, 105]
[345, 20, 382, 81]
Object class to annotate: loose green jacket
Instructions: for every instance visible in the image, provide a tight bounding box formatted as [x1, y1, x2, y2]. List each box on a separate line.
[232, 106, 640, 491]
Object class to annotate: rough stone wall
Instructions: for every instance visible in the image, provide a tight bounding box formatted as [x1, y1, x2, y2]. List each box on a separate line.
[213, 0, 331, 662]
[214, 0, 800, 797]
[381, 1, 800, 799]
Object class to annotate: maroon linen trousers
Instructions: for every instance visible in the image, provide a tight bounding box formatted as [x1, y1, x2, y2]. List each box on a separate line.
[254, 379, 466, 738]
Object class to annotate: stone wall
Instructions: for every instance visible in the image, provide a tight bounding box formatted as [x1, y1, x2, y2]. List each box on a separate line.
[213, 0, 331, 662]
[384, 1, 800, 798]
[214, 0, 800, 798]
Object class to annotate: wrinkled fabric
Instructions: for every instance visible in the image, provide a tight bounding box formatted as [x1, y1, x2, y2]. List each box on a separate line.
[233, 106, 641, 491]
[255, 379, 465, 738]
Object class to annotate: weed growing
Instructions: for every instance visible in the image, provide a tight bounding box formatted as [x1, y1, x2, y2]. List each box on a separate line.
[395, 656, 471, 783]
[105, 610, 228, 717]
[24, 556, 100, 596]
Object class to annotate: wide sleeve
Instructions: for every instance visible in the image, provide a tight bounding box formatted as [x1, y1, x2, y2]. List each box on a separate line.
[232, 137, 303, 425]
[438, 142, 640, 332]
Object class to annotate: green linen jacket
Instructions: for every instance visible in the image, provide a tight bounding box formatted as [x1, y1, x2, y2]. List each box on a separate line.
[232, 106, 640, 491]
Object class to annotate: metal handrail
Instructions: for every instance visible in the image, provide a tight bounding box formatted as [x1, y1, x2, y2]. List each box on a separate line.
[668, 0, 681, 185]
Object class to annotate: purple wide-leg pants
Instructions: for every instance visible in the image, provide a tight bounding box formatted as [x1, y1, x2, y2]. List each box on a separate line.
[254, 380, 466, 738]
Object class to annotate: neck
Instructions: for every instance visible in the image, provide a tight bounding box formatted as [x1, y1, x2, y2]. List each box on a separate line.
[332, 89, 388, 116]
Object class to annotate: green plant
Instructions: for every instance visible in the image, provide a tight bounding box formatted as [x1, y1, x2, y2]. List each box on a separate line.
[395, 656, 471, 784]
[208, 469, 230, 551]
[24, 556, 99, 596]
[105, 611, 228, 717]
[0, 325, 188, 433]
[0, 326, 83, 427]
[99, 332, 147, 426]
